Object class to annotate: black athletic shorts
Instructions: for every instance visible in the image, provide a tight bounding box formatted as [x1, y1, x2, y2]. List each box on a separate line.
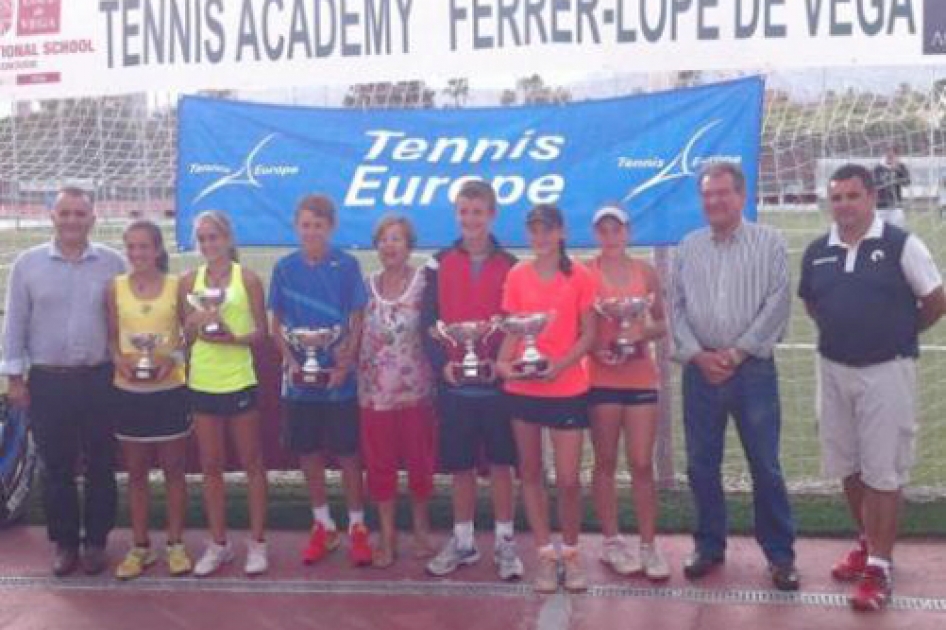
[437, 389, 517, 471]
[189, 386, 257, 417]
[282, 398, 360, 457]
[587, 387, 659, 407]
[505, 393, 589, 430]
[115, 386, 191, 442]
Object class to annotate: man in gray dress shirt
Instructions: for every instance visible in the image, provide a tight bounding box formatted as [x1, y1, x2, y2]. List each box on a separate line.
[1, 187, 125, 576]
[673, 163, 799, 591]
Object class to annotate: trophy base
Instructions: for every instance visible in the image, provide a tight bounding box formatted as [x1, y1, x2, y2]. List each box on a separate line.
[133, 367, 159, 381]
[512, 358, 550, 379]
[611, 341, 645, 361]
[452, 363, 495, 386]
[292, 370, 331, 388]
[201, 323, 227, 338]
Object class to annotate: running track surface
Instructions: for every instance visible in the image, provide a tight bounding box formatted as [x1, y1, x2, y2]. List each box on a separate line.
[1, 527, 944, 630]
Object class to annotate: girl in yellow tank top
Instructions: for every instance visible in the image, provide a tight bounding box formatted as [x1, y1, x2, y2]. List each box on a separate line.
[586, 205, 671, 581]
[180, 210, 270, 577]
[106, 220, 192, 580]
[113, 272, 185, 391]
[187, 262, 257, 393]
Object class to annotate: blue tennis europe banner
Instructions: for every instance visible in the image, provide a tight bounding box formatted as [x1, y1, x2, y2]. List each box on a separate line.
[176, 76, 763, 250]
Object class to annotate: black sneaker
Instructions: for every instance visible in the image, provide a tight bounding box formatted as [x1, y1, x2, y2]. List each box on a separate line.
[770, 563, 801, 592]
[80, 545, 108, 575]
[52, 545, 79, 577]
[683, 551, 724, 580]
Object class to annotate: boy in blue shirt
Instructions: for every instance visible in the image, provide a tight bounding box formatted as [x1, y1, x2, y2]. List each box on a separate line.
[269, 194, 372, 566]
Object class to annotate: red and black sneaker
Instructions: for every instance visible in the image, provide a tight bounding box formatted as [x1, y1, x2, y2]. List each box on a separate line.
[831, 540, 868, 582]
[302, 522, 340, 565]
[349, 523, 373, 567]
[850, 565, 892, 612]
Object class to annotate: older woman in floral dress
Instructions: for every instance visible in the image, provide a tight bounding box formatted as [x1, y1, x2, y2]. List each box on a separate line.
[358, 215, 437, 568]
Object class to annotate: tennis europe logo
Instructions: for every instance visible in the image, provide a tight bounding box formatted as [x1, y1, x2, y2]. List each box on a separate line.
[926, 0, 946, 54]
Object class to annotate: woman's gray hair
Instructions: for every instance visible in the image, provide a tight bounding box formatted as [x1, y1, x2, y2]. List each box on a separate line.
[372, 214, 417, 250]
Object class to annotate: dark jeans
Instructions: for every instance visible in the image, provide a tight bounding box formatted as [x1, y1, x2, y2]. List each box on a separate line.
[682, 357, 796, 566]
[28, 365, 117, 548]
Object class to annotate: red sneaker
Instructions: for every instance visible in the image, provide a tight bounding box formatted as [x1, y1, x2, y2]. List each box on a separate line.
[850, 565, 892, 612]
[831, 541, 868, 582]
[302, 523, 340, 565]
[348, 523, 373, 567]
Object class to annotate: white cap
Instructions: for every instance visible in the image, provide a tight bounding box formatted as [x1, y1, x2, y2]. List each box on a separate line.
[592, 205, 628, 225]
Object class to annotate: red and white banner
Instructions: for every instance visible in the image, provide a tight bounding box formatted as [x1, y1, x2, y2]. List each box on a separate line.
[0, 0, 944, 101]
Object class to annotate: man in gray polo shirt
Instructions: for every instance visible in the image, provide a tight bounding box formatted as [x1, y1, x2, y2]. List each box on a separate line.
[1, 187, 125, 576]
[673, 162, 798, 591]
[800, 164, 945, 611]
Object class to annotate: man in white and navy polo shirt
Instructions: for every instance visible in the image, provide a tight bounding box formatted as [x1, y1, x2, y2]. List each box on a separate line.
[799, 164, 946, 612]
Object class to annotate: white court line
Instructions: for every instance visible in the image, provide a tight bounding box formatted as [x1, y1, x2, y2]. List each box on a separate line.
[0, 575, 944, 612]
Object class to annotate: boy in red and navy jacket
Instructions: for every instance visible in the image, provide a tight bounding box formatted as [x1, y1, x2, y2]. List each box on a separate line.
[420, 180, 523, 581]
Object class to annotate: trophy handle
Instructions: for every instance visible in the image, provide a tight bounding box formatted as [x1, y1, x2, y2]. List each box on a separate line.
[634, 294, 654, 314]
[482, 316, 503, 345]
[280, 327, 300, 352]
[325, 325, 344, 355]
[434, 321, 459, 348]
[594, 299, 619, 321]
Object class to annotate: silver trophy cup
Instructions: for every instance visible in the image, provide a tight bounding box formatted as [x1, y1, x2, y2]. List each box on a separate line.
[187, 288, 227, 336]
[281, 325, 343, 387]
[128, 332, 165, 381]
[595, 296, 652, 361]
[435, 318, 500, 385]
[501, 312, 552, 378]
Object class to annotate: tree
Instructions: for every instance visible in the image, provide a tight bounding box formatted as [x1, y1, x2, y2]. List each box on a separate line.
[500, 74, 572, 106]
[675, 70, 703, 87]
[443, 78, 469, 108]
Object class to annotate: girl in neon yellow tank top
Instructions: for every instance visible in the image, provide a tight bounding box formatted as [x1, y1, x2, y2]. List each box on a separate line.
[105, 220, 192, 579]
[180, 210, 270, 577]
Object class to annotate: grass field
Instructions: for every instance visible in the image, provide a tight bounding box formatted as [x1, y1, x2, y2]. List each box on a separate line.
[3, 206, 946, 534]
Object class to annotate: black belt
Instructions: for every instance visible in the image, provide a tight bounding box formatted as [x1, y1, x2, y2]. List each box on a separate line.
[31, 363, 110, 375]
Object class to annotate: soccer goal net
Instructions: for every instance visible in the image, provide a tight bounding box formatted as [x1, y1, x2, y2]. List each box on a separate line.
[1, 67, 944, 503]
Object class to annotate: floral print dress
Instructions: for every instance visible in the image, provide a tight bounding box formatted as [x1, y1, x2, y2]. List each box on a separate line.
[358, 268, 434, 411]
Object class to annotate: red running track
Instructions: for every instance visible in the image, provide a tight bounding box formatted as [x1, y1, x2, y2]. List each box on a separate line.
[1, 527, 944, 630]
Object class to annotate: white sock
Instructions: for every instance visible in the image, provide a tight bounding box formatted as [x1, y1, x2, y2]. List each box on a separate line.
[867, 556, 892, 576]
[561, 544, 578, 555]
[539, 543, 557, 558]
[494, 521, 514, 541]
[454, 521, 475, 549]
[348, 510, 365, 530]
[312, 505, 336, 531]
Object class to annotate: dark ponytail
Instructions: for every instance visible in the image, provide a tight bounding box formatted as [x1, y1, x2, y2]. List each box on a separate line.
[558, 238, 573, 276]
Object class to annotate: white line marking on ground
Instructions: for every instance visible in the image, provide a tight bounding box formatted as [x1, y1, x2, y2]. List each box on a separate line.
[0, 576, 943, 613]
[537, 593, 571, 630]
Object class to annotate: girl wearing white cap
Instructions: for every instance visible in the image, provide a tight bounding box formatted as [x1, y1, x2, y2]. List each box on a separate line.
[587, 204, 670, 580]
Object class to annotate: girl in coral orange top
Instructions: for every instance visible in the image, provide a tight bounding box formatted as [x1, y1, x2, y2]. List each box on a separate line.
[586, 205, 669, 581]
[497, 204, 597, 594]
